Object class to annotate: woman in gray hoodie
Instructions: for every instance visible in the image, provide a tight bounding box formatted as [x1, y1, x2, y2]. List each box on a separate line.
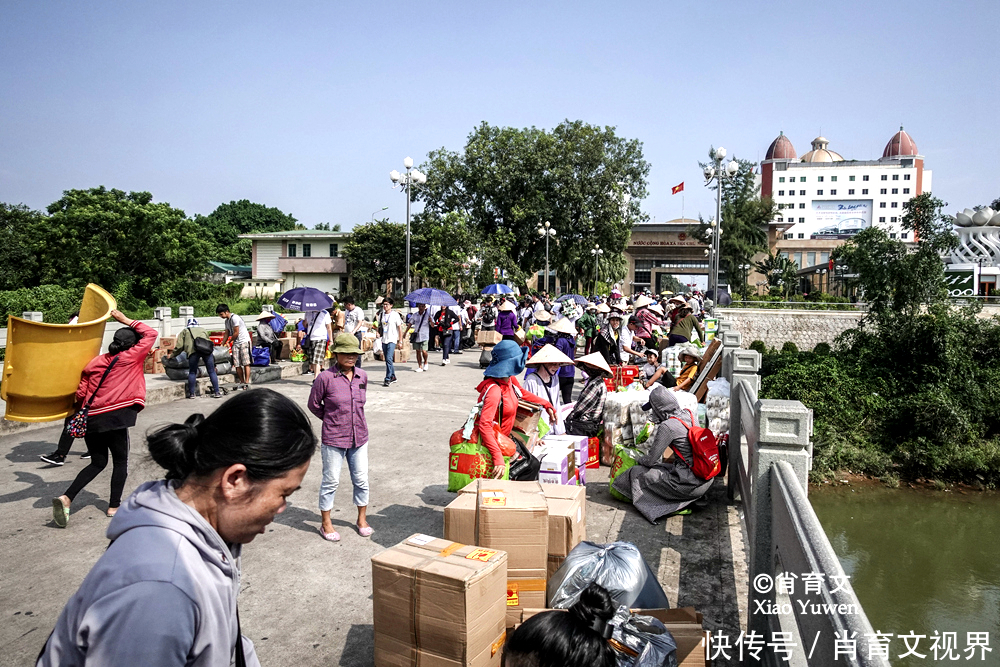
[37, 389, 317, 666]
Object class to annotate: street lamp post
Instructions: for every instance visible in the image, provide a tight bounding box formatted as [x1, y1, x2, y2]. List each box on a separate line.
[591, 245, 604, 295]
[537, 221, 556, 294]
[702, 146, 740, 314]
[389, 158, 427, 295]
[371, 206, 388, 222]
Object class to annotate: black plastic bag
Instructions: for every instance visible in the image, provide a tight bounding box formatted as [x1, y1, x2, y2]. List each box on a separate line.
[609, 605, 678, 667]
[508, 440, 540, 481]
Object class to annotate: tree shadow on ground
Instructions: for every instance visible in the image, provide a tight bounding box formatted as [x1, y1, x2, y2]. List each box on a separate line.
[7, 439, 71, 464]
[417, 484, 452, 508]
[338, 624, 374, 666]
[367, 503, 442, 549]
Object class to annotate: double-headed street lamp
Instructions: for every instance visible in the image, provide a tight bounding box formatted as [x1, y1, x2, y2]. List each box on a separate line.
[371, 206, 388, 222]
[389, 157, 426, 295]
[703, 146, 740, 314]
[537, 221, 556, 294]
[591, 245, 604, 295]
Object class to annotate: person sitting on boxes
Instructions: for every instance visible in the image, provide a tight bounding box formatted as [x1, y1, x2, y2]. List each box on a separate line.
[563, 353, 612, 438]
[523, 344, 575, 435]
[477, 340, 557, 479]
[673, 345, 702, 392]
[641, 348, 677, 390]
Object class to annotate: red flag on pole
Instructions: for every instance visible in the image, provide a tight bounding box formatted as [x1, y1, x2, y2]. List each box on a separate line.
[671, 182, 684, 195]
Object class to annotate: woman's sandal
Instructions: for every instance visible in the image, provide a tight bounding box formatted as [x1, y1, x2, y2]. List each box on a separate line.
[357, 525, 374, 538]
[319, 526, 341, 542]
[52, 498, 69, 528]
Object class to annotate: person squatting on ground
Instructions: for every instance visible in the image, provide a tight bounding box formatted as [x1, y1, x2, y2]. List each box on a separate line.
[308, 333, 374, 541]
[217, 303, 252, 388]
[172, 317, 222, 399]
[51, 310, 156, 526]
[377, 298, 404, 386]
[38, 389, 316, 666]
[502, 582, 617, 667]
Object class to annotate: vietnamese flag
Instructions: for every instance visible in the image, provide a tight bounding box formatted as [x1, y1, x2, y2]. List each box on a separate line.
[671, 182, 684, 195]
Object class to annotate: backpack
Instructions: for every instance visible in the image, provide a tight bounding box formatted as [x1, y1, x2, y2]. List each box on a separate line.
[481, 304, 497, 325]
[668, 408, 721, 481]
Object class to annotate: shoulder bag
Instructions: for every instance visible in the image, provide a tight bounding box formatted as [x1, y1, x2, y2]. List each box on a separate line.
[66, 355, 120, 438]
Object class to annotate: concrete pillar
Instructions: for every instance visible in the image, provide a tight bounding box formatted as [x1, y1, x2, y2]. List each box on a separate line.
[717, 319, 735, 333]
[21, 311, 43, 322]
[154, 307, 172, 337]
[261, 304, 274, 313]
[178, 306, 194, 319]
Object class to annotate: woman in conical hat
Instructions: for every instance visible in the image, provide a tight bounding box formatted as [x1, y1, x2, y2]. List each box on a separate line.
[564, 352, 611, 438]
[524, 344, 575, 435]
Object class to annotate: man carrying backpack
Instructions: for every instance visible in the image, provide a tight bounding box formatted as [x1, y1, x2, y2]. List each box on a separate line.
[479, 296, 497, 331]
[610, 384, 717, 523]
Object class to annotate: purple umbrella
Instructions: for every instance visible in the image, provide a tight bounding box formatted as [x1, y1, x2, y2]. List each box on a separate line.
[277, 287, 334, 311]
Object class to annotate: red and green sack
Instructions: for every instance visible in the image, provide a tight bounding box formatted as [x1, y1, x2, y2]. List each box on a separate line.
[448, 433, 510, 492]
[609, 443, 641, 502]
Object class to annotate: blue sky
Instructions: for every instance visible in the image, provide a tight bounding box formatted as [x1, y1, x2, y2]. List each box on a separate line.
[2, 1, 997, 228]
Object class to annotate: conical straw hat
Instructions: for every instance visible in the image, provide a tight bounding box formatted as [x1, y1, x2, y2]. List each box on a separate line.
[633, 295, 654, 309]
[498, 300, 517, 312]
[576, 352, 612, 376]
[596, 303, 611, 313]
[526, 344, 575, 366]
[546, 317, 577, 335]
[532, 309, 552, 322]
[648, 303, 664, 315]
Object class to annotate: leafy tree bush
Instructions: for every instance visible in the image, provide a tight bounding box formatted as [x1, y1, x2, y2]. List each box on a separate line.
[812, 342, 832, 356]
[780, 341, 799, 354]
[749, 340, 767, 355]
[0, 285, 85, 324]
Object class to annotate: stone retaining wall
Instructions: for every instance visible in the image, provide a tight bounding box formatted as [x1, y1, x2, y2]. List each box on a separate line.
[716, 308, 863, 351]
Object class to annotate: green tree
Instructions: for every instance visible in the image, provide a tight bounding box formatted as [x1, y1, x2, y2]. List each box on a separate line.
[313, 222, 341, 231]
[410, 211, 478, 292]
[0, 203, 43, 290]
[194, 199, 297, 265]
[343, 219, 406, 296]
[35, 187, 210, 305]
[692, 154, 773, 298]
[417, 120, 650, 286]
[755, 250, 799, 297]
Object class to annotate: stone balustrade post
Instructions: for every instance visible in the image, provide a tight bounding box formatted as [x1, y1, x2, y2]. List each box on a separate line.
[21, 312, 43, 322]
[154, 307, 173, 337]
[178, 306, 195, 320]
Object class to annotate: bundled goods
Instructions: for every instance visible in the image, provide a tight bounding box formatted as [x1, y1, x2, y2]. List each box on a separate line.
[661, 347, 682, 377]
[608, 444, 641, 502]
[607, 605, 678, 667]
[547, 541, 670, 610]
[539, 435, 588, 486]
[704, 377, 731, 438]
[371, 534, 507, 667]
[163, 347, 233, 381]
[600, 388, 654, 464]
[477, 330, 503, 346]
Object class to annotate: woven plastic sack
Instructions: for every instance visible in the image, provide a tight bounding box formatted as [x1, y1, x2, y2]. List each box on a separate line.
[609, 444, 641, 501]
[609, 605, 678, 667]
[548, 541, 670, 610]
[447, 437, 509, 492]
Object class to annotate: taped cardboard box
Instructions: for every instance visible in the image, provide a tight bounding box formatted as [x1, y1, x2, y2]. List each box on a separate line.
[518, 607, 707, 667]
[539, 485, 586, 580]
[371, 534, 508, 667]
[278, 338, 295, 360]
[513, 401, 542, 436]
[445, 480, 549, 627]
[477, 330, 503, 346]
[158, 335, 177, 351]
[538, 445, 576, 486]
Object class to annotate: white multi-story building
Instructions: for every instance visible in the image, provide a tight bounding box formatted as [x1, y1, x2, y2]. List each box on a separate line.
[759, 127, 932, 243]
[238, 229, 351, 298]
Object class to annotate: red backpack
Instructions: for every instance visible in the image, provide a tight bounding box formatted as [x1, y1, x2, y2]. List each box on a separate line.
[668, 409, 721, 481]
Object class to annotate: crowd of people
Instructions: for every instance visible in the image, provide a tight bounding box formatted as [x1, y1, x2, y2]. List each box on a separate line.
[34, 284, 714, 665]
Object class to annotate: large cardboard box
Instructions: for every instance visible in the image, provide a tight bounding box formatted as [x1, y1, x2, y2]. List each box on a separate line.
[542, 435, 588, 485]
[538, 445, 576, 486]
[538, 485, 586, 579]
[445, 480, 549, 626]
[518, 607, 707, 667]
[513, 401, 542, 436]
[144, 349, 165, 374]
[372, 534, 508, 667]
[158, 335, 177, 351]
[394, 347, 410, 363]
[477, 330, 503, 346]
[278, 338, 295, 361]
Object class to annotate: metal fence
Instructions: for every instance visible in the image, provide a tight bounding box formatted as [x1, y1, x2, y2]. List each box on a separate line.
[719, 327, 888, 666]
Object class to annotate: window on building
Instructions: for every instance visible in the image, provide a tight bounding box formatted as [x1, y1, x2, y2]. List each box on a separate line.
[880, 188, 887, 194]
[784, 233, 792, 240]
[807, 252, 817, 267]
[879, 216, 886, 222]
[891, 216, 898, 222]
[901, 232, 909, 239]
[798, 233, 805, 239]
[862, 189, 869, 195]
[830, 189, 837, 195]
[633, 260, 652, 285]
[848, 189, 855, 195]
[881, 175, 888, 181]
[891, 188, 898, 194]
[288, 243, 297, 257]
[849, 175, 856, 181]
[891, 202, 898, 208]
[779, 177, 785, 183]
[831, 176, 838, 182]
[817, 190, 824, 195]
[799, 203, 805, 209]
[788, 177, 795, 182]
[863, 175, 870, 181]
[799, 217, 805, 222]
[329, 243, 338, 257]
[892, 174, 899, 181]
[904, 174, 911, 180]
[818, 176, 824, 182]
[800, 190, 806, 195]
[890, 233, 897, 238]
[302, 244, 311, 257]
[903, 188, 910, 194]
[780, 251, 789, 260]
[820, 252, 829, 265]
[800, 177, 807, 182]
[880, 202, 887, 208]
[778, 190, 784, 196]
[793, 252, 803, 267]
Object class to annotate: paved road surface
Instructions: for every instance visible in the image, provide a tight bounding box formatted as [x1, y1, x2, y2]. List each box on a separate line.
[0, 352, 745, 666]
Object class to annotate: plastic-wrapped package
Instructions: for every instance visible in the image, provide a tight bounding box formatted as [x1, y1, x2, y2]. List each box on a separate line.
[548, 541, 670, 610]
[608, 605, 679, 667]
[706, 377, 731, 398]
[673, 390, 698, 417]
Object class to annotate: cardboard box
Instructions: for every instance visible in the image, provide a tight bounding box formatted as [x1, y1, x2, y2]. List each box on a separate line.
[514, 401, 542, 436]
[372, 534, 508, 667]
[539, 485, 586, 579]
[278, 338, 294, 361]
[538, 445, 576, 486]
[477, 330, 503, 346]
[144, 350, 165, 374]
[361, 337, 373, 352]
[518, 607, 707, 667]
[394, 347, 410, 363]
[158, 335, 177, 351]
[445, 480, 549, 627]
[543, 435, 588, 484]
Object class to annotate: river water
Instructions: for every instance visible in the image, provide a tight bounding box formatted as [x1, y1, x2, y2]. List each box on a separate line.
[811, 484, 1000, 665]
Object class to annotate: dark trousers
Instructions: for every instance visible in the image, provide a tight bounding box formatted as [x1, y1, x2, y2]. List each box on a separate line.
[441, 332, 453, 360]
[54, 415, 75, 457]
[64, 428, 130, 508]
[188, 350, 220, 397]
[667, 334, 689, 347]
[559, 376, 575, 404]
[354, 332, 364, 367]
[584, 336, 594, 356]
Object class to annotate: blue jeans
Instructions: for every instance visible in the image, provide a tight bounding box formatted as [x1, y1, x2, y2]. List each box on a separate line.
[319, 443, 369, 511]
[441, 332, 452, 361]
[451, 329, 461, 352]
[188, 351, 220, 397]
[354, 332, 363, 368]
[382, 342, 396, 382]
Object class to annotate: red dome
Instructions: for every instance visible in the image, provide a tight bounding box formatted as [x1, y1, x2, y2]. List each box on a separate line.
[883, 126, 918, 157]
[765, 132, 796, 160]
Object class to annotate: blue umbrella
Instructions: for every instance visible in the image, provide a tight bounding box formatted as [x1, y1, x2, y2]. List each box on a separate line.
[482, 283, 515, 295]
[277, 286, 334, 311]
[557, 294, 589, 305]
[403, 288, 457, 306]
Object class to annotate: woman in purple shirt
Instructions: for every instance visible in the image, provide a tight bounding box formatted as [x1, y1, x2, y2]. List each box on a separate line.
[496, 299, 519, 340]
[307, 333, 372, 542]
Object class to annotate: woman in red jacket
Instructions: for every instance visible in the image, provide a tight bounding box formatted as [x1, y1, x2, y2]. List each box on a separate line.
[52, 310, 157, 527]
[476, 340, 556, 478]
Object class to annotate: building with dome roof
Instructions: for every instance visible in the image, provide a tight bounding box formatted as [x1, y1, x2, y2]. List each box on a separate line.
[757, 127, 932, 277]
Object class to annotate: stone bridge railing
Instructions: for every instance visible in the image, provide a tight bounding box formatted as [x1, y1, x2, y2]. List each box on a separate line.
[718, 324, 888, 667]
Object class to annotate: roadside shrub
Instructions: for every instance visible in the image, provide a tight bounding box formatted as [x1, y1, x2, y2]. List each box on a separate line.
[813, 342, 832, 356]
[780, 341, 799, 354]
[0, 285, 85, 324]
[749, 340, 767, 355]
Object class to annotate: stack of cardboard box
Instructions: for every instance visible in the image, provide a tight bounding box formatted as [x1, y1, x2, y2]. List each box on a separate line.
[476, 330, 503, 346]
[143, 349, 166, 374]
[372, 534, 508, 667]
